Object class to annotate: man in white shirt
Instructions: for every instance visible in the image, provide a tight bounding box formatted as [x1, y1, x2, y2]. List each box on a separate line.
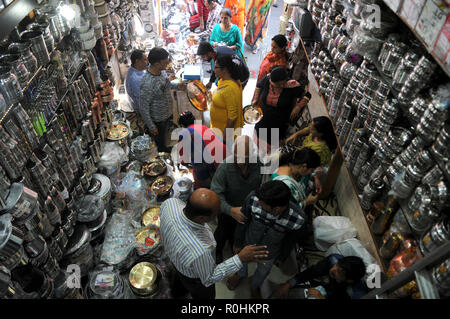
[160, 188, 269, 299]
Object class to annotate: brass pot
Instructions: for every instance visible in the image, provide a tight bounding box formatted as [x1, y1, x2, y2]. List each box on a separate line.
[151, 176, 174, 198]
[142, 206, 160, 228]
[128, 262, 161, 297]
[141, 159, 167, 177]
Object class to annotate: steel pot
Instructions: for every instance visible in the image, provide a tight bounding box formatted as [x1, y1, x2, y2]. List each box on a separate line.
[64, 224, 91, 257]
[421, 219, 450, 255]
[27, 20, 54, 53]
[25, 235, 48, 266]
[88, 209, 107, 240]
[410, 205, 440, 234]
[0, 214, 24, 263]
[20, 30, 50, 66]
[11, 265, 54, 299]
[2, 183, 39, 220]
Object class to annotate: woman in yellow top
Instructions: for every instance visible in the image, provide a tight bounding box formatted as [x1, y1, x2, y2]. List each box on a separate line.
[210, 54, 244, 142]
[285, 116, 337, 166]
[285, 116, 337, 194]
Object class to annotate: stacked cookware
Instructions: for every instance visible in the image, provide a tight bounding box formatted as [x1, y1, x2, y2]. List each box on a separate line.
[306, 0, 450, 283]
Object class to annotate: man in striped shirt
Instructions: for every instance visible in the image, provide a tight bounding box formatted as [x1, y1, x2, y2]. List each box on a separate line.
[139, 47, 185, 152]
[160, 188, 269, 299]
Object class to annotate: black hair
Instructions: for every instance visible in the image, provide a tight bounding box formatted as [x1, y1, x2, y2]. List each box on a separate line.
[337, 256, 366, 282]
[206, 0, 219, 4]
[215, 54, 241, 81]
[184, 193, 215, 218]
[221, 8, 232, 17]
[197, 41, 215, 55]
[130, 49, 145, 66]
[147, 47, 169, 64]
[178, 111, 195, 127]
[313, 116, 337, 152]
[290, 147, 321, 169]
[270, 66, 288, 82]
[255, 180, 291, 208]
[272, 34, 288, 49]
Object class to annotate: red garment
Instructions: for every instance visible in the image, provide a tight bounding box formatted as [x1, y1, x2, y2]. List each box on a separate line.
[257, 51, 288, 82]
[178, 124, 229, 188]
[197, 0, 209, 26]
[266, 79, 300, 107]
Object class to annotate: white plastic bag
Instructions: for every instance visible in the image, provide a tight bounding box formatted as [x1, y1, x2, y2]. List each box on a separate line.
[325, 238, 380, 282]
[313, 216, 358, 251]
[98, 142, 127, 176]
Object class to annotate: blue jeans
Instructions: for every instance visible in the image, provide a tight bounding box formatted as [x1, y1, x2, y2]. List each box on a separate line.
[237, 258, 275, 290]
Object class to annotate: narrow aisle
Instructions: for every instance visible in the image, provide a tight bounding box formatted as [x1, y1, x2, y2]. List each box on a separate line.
[215, 1, 298, 299]
[242, 1, 283, 137]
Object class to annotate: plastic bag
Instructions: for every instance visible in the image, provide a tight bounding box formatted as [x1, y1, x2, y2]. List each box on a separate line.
[100, 211, 136, 265]
[113, 171, 157, 216]
[313, 216, 358, 251]
[98, 142, 127, 176]
[115, 171, 149, 201]
[326, 238, 380, 282]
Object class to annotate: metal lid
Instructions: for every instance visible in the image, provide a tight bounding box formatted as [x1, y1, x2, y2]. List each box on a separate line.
[142, 207, 160, 227]
[89, 174, 111, 199]
[129, 262, 158, 289]
[64, 224, 91, 256]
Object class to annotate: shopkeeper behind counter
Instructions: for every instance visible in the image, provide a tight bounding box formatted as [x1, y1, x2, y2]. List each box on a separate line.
[139, 47, 186, 153]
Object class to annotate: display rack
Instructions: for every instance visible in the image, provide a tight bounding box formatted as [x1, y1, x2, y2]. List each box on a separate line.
[0, 43, 58, 126]
[293, 3, 450, 298]
[382, 0, 450, 78]
[298, 35, 388, 272]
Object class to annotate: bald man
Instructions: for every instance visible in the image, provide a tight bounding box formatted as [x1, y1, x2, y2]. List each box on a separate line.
[160, 188, 268, 299]
[211, 135, 262, 264]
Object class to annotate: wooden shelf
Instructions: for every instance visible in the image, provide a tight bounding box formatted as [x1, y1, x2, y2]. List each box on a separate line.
[382, 0, 450, 78]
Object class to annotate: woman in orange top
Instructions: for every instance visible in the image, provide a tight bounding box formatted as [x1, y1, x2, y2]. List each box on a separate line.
[224, 0, 245, 38]
[257, 34, 289, 82]
[210, 54, 244, 143]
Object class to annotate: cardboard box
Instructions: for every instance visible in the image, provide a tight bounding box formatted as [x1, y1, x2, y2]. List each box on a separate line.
[433, 15, 450, 73]
[384, 0, 404, 13]
[183, 65, 201, 80]
[415, 0, 448, 47]
[399, 0, 427, 28]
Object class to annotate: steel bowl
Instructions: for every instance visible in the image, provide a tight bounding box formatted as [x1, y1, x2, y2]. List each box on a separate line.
[243, 105, 263, 125]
